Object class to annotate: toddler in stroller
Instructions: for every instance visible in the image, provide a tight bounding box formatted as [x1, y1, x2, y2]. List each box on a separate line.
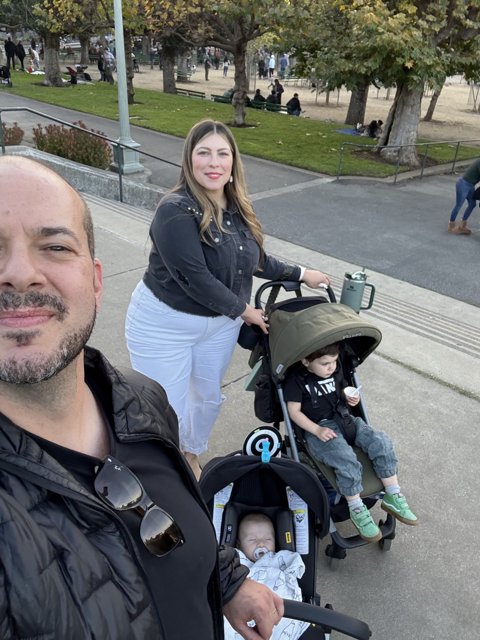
[284, 341, 418, 543]
[200, 452, 371, 639]
[242, 279, 418, 561]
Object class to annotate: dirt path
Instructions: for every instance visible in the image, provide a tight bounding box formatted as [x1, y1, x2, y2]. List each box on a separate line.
[132, 64, 480, 143]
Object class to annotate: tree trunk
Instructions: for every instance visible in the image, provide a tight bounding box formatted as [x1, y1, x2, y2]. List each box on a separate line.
[162, 46, 176, 94]
[423, 84, 443, 122]
[377, 82, 422, 167]
[80, 35, 90, 66]
[42, 33, 63, 87]
[232, 41, 248, 126]
[124, 29, 135, 105]
[345, 81, 370, 125]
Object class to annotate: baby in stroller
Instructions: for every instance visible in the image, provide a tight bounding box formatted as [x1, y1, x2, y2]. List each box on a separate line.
[224, 512, 309, 640]
[284, 340, 418, 543]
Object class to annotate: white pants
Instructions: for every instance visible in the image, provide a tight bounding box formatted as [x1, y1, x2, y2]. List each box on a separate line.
[125, 281, 242, 454]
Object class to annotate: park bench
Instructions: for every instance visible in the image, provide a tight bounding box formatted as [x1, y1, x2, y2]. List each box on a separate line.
[176, 69, 192, 82]
[175, 88, 206, 99]
[211, 94, 231, 104]
[249, 101, 266, 110]
[265, 103, 289, 114]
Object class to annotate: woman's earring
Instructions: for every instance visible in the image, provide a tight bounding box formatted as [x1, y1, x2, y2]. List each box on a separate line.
[229, 175, 233, 183]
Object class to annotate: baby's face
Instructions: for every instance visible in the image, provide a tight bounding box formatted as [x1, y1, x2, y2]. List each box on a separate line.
[238, 520, 275, 561]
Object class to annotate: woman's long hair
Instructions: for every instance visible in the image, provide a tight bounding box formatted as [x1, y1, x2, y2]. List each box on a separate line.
[164, 119, 264, 251]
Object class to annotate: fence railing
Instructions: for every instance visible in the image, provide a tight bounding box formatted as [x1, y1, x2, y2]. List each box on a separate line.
[0, 106, 181, 203]
[336, 139, 480, 184]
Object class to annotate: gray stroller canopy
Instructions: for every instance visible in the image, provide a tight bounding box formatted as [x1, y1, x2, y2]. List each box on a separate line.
[268, 303, 382, 381]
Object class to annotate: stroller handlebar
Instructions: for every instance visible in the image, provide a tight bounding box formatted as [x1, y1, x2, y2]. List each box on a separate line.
[254, 280, 336, 309]
[282, 599, 371, 640]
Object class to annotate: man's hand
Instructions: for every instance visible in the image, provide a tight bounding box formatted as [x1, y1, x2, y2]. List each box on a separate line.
[223, 578, 284, 640]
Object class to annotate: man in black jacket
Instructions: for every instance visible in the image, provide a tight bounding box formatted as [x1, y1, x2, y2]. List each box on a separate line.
[4, 37, 15, 69]
[0, 155, 283, 640]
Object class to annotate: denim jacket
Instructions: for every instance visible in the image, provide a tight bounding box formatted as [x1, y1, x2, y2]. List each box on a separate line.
[143, 190, 301, 318]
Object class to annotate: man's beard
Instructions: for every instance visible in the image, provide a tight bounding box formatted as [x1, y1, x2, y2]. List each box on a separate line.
[0, 291, 96, 384]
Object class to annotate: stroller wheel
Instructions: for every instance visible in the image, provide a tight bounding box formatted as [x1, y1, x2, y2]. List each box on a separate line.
[379, 537, 392, 551]
[325, 543, 346, 570]
[378, 518, 394, 551]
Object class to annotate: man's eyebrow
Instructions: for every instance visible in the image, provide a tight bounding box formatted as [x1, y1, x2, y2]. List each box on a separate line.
[37, 226, 81, 244]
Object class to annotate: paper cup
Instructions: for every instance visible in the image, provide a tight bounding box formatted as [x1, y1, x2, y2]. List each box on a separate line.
[344, 386, 360, 399]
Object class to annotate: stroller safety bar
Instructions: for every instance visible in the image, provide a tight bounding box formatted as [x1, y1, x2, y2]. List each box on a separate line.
[283, 599, 371, 639]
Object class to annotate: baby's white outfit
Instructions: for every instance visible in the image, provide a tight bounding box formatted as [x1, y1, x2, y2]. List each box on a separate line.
[224, 550, 309, 640]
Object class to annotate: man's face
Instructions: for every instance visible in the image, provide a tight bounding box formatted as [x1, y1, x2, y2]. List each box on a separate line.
[0, 159, 103, 384]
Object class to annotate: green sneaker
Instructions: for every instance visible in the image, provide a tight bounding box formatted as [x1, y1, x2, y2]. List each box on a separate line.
[349, 504, 382, 542]
[381, 493, 418, 525]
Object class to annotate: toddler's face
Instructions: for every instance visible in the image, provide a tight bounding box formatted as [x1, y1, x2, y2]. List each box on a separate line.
[238, 519, 275, 562]
[304, 354, 338, 378]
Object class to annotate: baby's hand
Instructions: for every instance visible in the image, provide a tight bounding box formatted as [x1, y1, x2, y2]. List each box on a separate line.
[318, 426, 337, 442]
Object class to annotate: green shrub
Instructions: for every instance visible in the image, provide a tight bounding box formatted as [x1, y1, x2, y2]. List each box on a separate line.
[2, 122, 24, 145]
[32, 120, 112, 169]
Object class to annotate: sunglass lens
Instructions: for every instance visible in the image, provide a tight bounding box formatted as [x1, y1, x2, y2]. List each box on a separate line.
[140, 506, 185, 557]
[95, 459, 143, 510]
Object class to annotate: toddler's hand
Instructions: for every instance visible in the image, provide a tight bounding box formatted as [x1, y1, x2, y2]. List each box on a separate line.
[318, 426, 337, 442]
[345, 395, 360, 407]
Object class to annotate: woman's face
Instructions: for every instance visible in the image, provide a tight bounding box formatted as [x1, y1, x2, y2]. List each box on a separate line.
[191, 132, 233, 204]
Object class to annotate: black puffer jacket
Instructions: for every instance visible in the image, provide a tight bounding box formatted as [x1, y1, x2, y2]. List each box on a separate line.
[0, 347, 246, 639]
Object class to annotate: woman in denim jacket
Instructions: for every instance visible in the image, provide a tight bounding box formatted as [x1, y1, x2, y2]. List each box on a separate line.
[125, 119, 329, 478]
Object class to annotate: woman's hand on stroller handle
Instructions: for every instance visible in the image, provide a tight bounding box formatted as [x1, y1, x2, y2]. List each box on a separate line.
[241, 304, 269, 334]
[302, 269, 331, 289]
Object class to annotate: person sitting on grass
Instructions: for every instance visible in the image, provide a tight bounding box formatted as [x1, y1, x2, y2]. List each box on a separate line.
[286, 92, 302, 116]
[284, 341, 418, 543]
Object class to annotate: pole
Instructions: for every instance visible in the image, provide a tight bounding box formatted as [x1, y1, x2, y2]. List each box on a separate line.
[112, 0, 143, 174]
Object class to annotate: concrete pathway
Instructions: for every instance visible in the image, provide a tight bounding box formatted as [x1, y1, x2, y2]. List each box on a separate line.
[88, 193, 480, 640]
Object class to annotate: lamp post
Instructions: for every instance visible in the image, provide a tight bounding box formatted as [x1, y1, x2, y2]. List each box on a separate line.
[112, 0, 143, 174]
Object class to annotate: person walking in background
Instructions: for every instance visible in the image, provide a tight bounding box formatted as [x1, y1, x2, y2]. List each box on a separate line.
[279, 54, 288, 79]
[103, 48, 115, 84]
[4, 37, 15, 70]
[149, 38, 156, 69]
[204, 56, 211, 80]
[223, 56, 229, 77]
[448, 158, 480, 235]
[14, 41, 26, 71]
[29, 46, 40, 71]
[268, 53, 275, 78]
[258, 57, 265, 79]
[0, 154, 283, 640]
[125, 119, 330, 480]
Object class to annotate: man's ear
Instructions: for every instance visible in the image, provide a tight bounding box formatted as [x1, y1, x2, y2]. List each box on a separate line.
[93, 258, 103, 312]
[301, 358, 309, 367]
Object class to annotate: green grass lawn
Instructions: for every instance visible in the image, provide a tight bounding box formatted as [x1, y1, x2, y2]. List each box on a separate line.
[4, 72, 479, 177]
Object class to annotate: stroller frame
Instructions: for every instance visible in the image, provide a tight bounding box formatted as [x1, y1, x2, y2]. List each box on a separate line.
[249, 280, 396, 563]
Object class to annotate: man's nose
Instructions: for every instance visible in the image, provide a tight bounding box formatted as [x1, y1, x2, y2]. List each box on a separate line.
[1, 245, 46, 292]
